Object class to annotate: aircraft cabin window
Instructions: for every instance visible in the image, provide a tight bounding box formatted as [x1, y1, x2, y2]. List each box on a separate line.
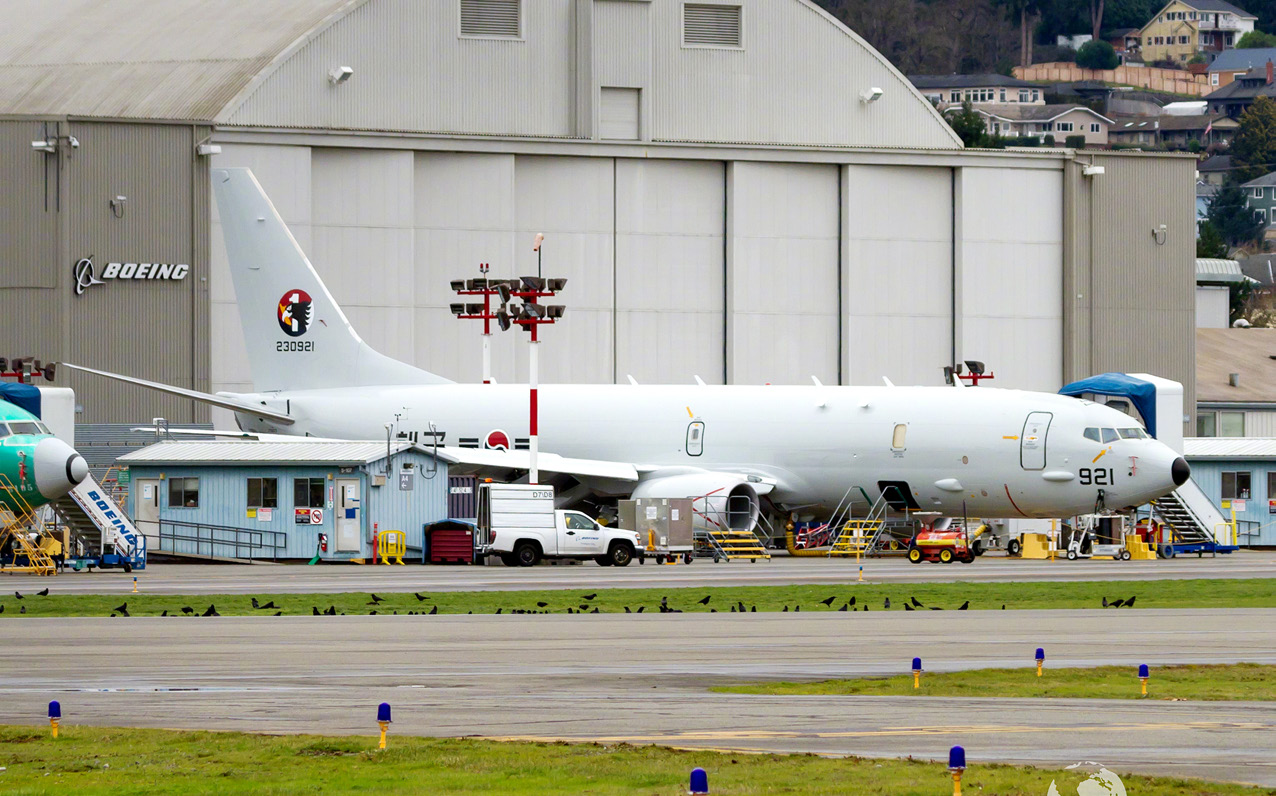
[1100, 428, 1119, 443]
[1083, 428, 1101, 442]
[8, 421, 38, 435]
[892, 424, 907, 449]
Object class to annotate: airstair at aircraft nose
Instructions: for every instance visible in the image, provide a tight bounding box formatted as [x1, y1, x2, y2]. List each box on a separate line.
[1149, 480, 1238, 555]
[50, 476, 146, 567]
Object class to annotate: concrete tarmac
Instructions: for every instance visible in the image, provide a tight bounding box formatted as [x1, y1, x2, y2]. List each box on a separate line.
[2, 609, 1274, 785]
[9, 550, 1276, 595]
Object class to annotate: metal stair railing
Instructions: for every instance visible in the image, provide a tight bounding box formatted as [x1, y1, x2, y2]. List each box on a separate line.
[154, 519, 287, 562]
[1151, 491, 1216, 546]
[0, 474, 58, 575]
[829, 494, 891, 557]
[691, 494, 771, 561]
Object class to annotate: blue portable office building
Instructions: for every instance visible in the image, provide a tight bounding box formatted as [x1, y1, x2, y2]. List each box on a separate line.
[119, 440, 449, 561]
[1183, 437, 1276, 547]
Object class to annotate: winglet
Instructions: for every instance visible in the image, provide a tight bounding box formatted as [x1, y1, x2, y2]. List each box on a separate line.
[882, 376, 895, 387]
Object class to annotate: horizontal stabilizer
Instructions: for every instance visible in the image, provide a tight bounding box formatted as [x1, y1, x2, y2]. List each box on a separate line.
[60, 363, 294, 425]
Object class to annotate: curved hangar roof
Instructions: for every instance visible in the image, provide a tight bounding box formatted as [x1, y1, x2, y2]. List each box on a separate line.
[0, 0, 960, 149]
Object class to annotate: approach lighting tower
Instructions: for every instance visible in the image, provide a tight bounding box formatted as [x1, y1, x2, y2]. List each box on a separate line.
[448, 237, 566, 485]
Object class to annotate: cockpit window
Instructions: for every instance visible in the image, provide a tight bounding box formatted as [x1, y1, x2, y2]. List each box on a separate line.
[1083, 428, 1101, 442]
[1100, 428, 1119, 443]
[1118, 428, 1146, 439]
[34, 422, 50, 434]
[8, 421, 39, 435]
[0, 424, 9, 438]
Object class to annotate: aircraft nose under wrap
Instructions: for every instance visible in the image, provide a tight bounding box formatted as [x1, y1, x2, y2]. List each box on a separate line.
[1172, 456, 1190, 487]
[33, 437, 88, 500]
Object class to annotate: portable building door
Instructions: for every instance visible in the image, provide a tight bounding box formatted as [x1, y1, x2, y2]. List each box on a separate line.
[1020, 412, 1052, 470]
[336, 478, 361, 552]
[135, 479, 160, 549]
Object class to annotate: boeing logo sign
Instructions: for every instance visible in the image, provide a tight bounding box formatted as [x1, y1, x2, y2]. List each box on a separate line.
[73, 256, 189, 296]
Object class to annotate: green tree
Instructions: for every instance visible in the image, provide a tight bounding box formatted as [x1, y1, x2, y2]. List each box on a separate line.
[1196, 220, 1229, 258]
[947, 102, 987, 147]
[1232, 97, 1276, 184]
[1237, 30, 1276, 48]
[1076, 40, 1119, 69]
[1206, 182, 1265, 246]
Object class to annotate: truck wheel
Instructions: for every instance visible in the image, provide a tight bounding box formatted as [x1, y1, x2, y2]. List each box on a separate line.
[1007, 538, 1022, 557]
[938, 548, 954, 564]
[683, 552, 693, 564]
[595, 555, 613, 566]
[608, 543, 633, 567]
[907, 548, 923, 564]
[514, 542, 540, 567]
[500, 553, 518, 567]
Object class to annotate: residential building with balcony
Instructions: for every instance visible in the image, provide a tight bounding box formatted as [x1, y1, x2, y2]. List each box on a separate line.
[908, 74, 1043, 109]
[1138, 0, 1256, 63]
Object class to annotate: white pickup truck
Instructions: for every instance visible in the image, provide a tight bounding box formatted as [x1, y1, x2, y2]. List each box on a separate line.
[478, 483, 643, 567]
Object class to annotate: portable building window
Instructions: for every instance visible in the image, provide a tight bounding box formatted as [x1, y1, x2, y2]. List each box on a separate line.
[1220, 411, 1245, 436]
[294, 477, 326, 509]
[459, 0, 520, 38]
[169, 477, 199, 508]
[1222, 471, 1251, 500]
[247, 477, 278, 509]
[1197, 412, 1217, 437]
[683, 3, 743, 48]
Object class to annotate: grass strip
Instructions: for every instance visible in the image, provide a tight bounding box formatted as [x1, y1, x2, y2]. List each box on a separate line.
[715, 663, 1276, 701]
[0, 724, 1268, 795]
[1, 577, 1274, 618]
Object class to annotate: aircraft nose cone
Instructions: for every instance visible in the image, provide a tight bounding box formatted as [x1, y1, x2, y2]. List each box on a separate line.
[33, 437, 88, 500]
[1171, 456, 1191, 487]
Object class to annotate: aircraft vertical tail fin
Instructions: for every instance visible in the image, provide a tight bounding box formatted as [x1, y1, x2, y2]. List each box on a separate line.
[211, 168, 450, 393]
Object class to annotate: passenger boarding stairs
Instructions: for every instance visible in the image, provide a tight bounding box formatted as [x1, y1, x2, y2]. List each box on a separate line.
[49, 475, 146, 568]
[1150, 478, 1237, 554]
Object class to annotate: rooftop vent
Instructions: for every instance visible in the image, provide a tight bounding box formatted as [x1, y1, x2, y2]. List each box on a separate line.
[461, 0, 520, 38]
[684, 3, 742, 48]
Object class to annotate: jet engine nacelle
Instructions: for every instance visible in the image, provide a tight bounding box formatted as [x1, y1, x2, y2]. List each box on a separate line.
[630, 471, 761, 532]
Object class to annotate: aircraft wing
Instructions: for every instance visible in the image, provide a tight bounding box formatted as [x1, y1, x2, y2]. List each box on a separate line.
[59, 363, 295, 426]
[435, 446, 639, 482]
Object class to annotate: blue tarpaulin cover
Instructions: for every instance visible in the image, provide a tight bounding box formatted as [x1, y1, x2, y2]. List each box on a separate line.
[0, 383, 41, 419]
[1058, 373, 1158, 439]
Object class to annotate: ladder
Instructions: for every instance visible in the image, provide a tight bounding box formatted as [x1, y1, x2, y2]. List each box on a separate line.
[829, 495, 891, 557]
[692, 494, 771, 561]
[0, 475, 58, 576]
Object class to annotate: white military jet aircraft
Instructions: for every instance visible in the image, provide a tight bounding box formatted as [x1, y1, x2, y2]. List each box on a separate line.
[65, 168, 1189, 531]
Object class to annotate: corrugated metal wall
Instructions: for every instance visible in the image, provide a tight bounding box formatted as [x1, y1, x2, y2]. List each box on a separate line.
[222, 0, 960, 151]
[1066, 152, 1197, 432]
[0, 120, 208, 423]
[227, 0, 578, 137]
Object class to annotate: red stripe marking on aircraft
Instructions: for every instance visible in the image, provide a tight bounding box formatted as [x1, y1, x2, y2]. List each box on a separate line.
[1004, 484, 1028, 517]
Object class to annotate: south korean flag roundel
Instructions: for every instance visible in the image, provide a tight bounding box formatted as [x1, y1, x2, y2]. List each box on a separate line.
[277, 289, 313, 337]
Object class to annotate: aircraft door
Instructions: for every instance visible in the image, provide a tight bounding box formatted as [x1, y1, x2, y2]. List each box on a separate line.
[135, 479, 161, 551]
[1020, 412, 1052, 470]
[335, 478, 361, 552]
[686, 420, 705, 456]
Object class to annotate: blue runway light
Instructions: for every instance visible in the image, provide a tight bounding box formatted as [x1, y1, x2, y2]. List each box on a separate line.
[48, 700, 60, 719]
[689, 767, 709, 793]
[948, 745, 966, 770]
[1138, 664, 1149, 679]
[377, 702, 392, 723]
[912, 657, 922, 671]
[1035, 648, 1045, 661]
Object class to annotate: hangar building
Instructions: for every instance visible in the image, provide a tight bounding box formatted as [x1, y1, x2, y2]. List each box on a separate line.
[0, 0, 1196, 431]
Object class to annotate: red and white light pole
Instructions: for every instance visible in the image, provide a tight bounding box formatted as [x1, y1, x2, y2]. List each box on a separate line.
[448, 239, 566, 486]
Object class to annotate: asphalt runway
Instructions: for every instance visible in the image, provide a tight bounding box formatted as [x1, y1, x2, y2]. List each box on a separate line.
[2, 609, 1275, 785]
[7, 550, 1276, 595]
